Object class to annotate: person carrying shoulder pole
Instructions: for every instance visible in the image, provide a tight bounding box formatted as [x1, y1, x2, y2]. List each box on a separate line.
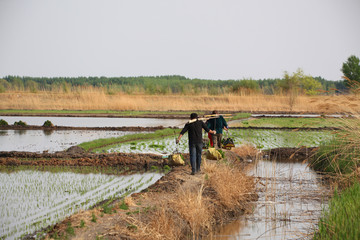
[176, 113, 215, 175]
[207, 110, 228, 149]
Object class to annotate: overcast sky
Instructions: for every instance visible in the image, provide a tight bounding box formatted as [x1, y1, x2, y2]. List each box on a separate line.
[0, 0, 359, 80]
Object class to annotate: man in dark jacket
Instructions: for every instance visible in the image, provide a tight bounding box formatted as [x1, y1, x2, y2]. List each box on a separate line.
[176, 113, 215, 175]
[207, 110, 228, 149]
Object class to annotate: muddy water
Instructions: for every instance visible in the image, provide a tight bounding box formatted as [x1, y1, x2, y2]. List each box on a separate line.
[0, 116, 185, 128]
[0, 130, 140, 152]
[210, 159, 330, 240]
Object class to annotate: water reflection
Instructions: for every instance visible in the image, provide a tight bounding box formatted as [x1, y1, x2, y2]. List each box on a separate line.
[14, 129, 27, 135]
[0, 130, 142, 152]
[0, 116, 186, 128]
[209, 159, 330, 240]
[43, 129, 54, 135]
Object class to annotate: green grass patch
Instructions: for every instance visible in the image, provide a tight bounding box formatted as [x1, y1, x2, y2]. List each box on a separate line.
[79, 128, 181, 152]
[229, 112, 251, 121]
[231, 117, 344, 128]
[314, 181, 360, 240]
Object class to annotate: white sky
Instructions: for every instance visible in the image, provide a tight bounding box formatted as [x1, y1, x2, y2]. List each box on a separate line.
[0, 0, 359, 80]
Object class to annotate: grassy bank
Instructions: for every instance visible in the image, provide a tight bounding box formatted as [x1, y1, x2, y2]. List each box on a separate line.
[78, 128, 181, 152]
[311, 117, 360, 238]
[314, 181, 360, 240]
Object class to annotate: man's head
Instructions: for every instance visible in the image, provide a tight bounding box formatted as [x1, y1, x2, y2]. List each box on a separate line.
[190, 113, 198, 120]
[212, 110, 218, 114]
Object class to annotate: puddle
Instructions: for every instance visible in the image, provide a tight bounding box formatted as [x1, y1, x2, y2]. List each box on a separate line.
[0, 130, 141, 152]
[209, 159, 330, 239]
[0, 116, 186, 128]
[0, 167, 163, 240]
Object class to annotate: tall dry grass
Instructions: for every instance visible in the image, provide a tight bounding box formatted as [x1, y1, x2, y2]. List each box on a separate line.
[203, 160, 256, 210]
[1, 89, 360, 113]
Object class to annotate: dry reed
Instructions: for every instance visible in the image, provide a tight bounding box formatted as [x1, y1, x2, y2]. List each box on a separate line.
[204, 162, 255, 209]
[171, 184, 214, 238]
[1, 90, 360, 113]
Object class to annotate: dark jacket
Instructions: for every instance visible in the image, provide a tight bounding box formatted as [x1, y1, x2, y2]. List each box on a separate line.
[180, 120, 210, 145]
[207, 115, 228, 134]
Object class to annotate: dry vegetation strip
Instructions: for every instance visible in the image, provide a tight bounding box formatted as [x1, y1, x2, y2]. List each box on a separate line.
[1, 91, 360, 113]
[46, 151, 256, 240]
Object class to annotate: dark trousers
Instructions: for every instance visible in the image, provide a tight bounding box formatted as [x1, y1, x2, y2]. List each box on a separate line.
[210, 133, 223, 149]
[189, 142, 203, 173]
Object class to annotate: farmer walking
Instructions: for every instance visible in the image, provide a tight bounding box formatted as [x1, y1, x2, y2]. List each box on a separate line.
[176, 113, 215, 175]
[207, 110, 228, 149]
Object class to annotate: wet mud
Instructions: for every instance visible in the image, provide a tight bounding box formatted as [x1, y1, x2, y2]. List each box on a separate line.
[262, 147, 319, 162]
[0, 147, 171, 172]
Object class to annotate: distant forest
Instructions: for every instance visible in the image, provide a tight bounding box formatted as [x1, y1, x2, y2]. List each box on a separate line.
[0, 75, 347, 95]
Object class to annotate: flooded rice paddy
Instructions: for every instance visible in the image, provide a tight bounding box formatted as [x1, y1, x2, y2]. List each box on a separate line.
[0, 116, 185, 128]
[0, 166, 163, 240]
[0, 130, 141, 152]
[0, 116, 335, 239]
[101, 129, 333, 154]
[210, 159, 330, 240]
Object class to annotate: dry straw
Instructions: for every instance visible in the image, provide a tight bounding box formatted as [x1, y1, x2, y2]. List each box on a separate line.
[1, 90, 360, 112]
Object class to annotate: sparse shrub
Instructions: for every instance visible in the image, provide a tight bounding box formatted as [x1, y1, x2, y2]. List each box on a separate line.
[91, 212, 97, 222]
[119, 200, 129, 210]
[43, 120, 54, 127]
[65, 222, 75, 236]
[79, 220, 85, 228]
[150, 165, 159, 171]
[163, 165, 171, 173]
[14, 120, 27, 126]
[0, 119, 8, 126]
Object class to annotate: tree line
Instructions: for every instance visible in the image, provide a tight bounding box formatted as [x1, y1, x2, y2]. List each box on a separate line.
[0, 74, 346, 95]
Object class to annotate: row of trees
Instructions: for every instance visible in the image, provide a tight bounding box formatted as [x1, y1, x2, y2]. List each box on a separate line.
[0, 73, 346, 96]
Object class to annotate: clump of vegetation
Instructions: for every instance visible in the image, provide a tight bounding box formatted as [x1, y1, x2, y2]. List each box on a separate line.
[311, 137, 358, 174]
[311, 117, 360, 175]
[314, 182, 360, 240]
[163, 165, 171, 173]
[65, 222, 75, 236]
[14, 120, 27, 126]
[91, 212, 97, 223]
[79, 220, 85, 228]
[218, 149, 225, 158]
[0, 119, 8, 126]
[43, 120, 54, 127]
[119, 200, 129, 210]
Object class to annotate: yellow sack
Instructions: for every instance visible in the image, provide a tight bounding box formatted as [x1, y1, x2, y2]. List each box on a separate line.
[170, 154, 185, 166]
[206, 148, 222, 160]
